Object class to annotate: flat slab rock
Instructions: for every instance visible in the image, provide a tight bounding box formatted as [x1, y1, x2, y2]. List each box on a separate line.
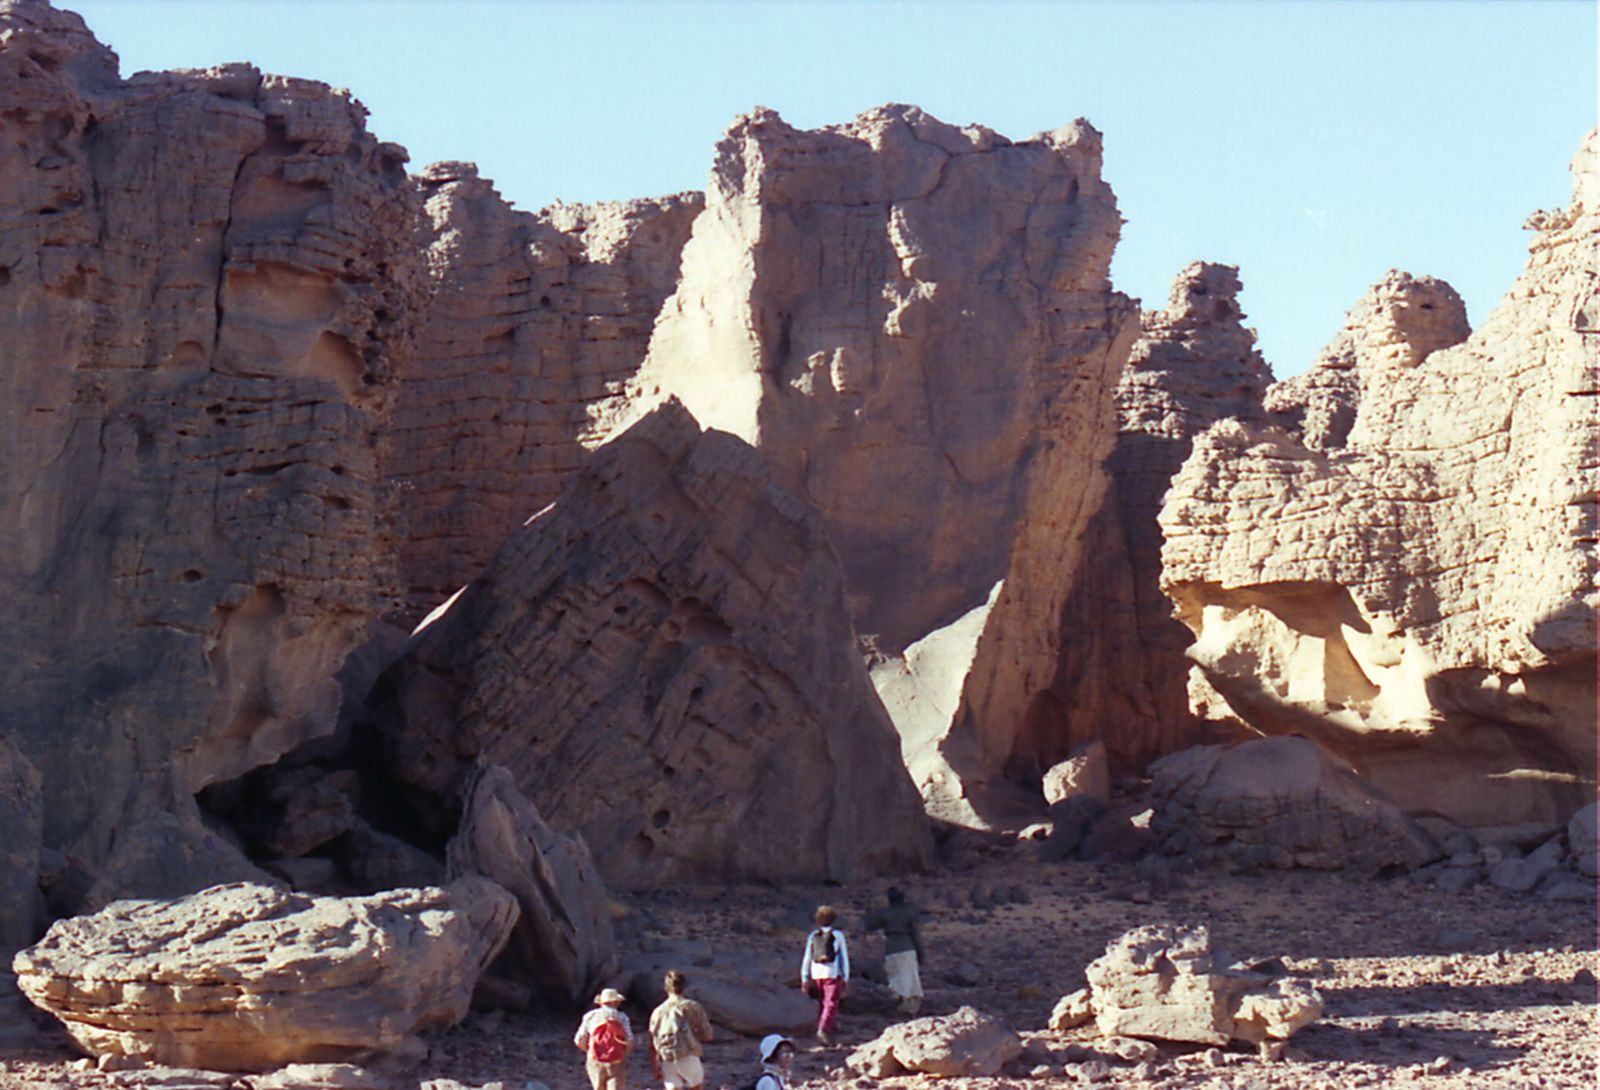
[1074, 924, 1322, 1046]
[12, 878, 518, 1072]
[850, 1005, 1021, 1078]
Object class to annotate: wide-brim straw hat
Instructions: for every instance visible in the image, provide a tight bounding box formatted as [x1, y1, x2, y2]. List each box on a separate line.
[595, 988, 627, 1005]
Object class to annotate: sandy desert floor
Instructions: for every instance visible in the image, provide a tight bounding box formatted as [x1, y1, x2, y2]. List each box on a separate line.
[3, 836, 1595, 1090]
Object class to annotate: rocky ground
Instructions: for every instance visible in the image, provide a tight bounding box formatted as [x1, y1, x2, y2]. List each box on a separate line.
[2, 838, 1595, 1090]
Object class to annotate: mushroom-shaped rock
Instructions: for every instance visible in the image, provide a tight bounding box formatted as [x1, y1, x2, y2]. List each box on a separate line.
[12, 878, 518, 1071]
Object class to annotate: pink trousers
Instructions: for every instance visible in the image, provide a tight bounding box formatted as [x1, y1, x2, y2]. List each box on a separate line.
[814, 977, 844, 1036]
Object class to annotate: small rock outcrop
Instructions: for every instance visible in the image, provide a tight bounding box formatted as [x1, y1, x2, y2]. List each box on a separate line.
[446, 764, 617, 1009]
[0, 1, 419, 899]
[849, 1006, 1022, 1078]
[369, 401, 932, 887]
[389, 168, 702, 617]
[1160, 132, 1600, 827]
[1038, 263, 1273, 776]
[1149, 735, 1439, 873]
[1065, 925, 1322, 1047]
[12, 877, 518, 1071]
[1264, 272, 1469, 450]
[601, 104, 1139, 826]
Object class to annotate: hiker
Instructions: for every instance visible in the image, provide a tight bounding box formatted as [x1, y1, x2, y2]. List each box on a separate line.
[647, 970, 714, 1090]
[799, 905, 849, 1044]
[575, 987, 634, 1090]
[864, 886, 925, 1014]
[753, 1034, 796, 1090]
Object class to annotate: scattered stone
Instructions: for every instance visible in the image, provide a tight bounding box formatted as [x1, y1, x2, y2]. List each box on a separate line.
[246, 1065, 385, 1090]
[13, 878, 517, 1070]
[1043, 743, 1112, 807]
[862, 1006, 1023, 1077]
[1104, 1037, 1159, 1063]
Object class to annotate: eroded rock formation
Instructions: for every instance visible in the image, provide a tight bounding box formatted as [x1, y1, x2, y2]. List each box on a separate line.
[0, 734, 43, 948]
[13, 877, 518, 1071]
[389, 167, 701, 616]
[601, 103, 1138, 824]
[1160, 131, 1600, 827]
[0, 1, 417, 897]
[445, 764, 617, 1009]
[1028, 263, 1274, 776]
[369, 401, 933, 887]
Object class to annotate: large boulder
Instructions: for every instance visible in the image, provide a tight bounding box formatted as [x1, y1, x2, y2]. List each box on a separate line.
[389, 166, 702, 619]
[0, 1, 419, 902]
[1150, 736, 1438, 873]
[599, 104, 1139, 826]
[0, 733, 43, 948]
[853, 1007, 1021, 1078]
[369, 401, 932, 887]
[1569, 802, 1598, 877]
[12, 877, 518, 1071]
[1076, 925, 1321, 1047]
[1159, 132, 1600, 827]
[446, 764, 617, 1009]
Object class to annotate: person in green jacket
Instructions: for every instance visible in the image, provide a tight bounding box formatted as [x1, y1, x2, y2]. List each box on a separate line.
[864, 887, 925, 1014]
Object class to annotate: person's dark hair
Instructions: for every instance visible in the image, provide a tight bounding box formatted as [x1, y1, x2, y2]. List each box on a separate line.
[814, 905, 837, 927]
[664, 970, 686, 995]
[887, 886, 905, 904]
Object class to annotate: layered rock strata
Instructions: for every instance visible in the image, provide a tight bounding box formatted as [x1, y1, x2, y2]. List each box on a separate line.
[446, 764, 617, 1009]
[12, 877, 518, 1070]
[389, 167, 701, 616]
[605, 103, 1138, 824]
[0, 1, 418, 894]
[1036, 263, 1273, 774]
[369, 401, 933, 887]
[1160, 131, 1600, 827]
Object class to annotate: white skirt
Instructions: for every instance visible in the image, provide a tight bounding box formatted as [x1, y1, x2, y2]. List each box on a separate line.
[885, 949, 923, 999]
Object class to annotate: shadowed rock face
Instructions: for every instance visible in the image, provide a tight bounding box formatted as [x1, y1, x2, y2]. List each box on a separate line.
[1160, 131, 1600, 827]
[1023, 263, 1274, 777]
[369, 401, 933, 888]
[388, 166, 702, 618]
[0, 1, 419, 885]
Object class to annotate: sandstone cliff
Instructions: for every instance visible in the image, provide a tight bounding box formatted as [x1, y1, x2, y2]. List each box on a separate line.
[1025, 263, 1274, 774]
[1159, 131, 1600, 826]
[0, 0, 418, 896]
[389, 166, 701, 617]
[369, 401, 933, 886]
[602, 104, 1139, 824]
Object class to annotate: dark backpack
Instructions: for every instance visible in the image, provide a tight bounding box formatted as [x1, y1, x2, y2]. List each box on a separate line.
[808, 927, 836, 964]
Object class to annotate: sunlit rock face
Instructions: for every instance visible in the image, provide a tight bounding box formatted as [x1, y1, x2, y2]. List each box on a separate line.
[603, 104, 1140, 825]
[389, 165, 702, 619]
[1160, 131, 1600, 827]
[0, 0, 418, 887]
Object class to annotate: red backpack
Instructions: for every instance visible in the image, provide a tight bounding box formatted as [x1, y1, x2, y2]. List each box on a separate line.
[590, 1015, 629, 1064]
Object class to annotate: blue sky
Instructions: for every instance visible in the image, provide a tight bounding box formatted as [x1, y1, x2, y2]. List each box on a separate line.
[71, 0, 1594, 375]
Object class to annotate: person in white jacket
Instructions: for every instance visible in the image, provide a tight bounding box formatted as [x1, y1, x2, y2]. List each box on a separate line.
[798, 905, 849, 1044]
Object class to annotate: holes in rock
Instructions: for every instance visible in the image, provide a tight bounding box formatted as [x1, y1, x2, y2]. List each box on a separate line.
[689, 685, 705, 703]
[28, 51, 60, 73]
[180, 569, 204, 583]
[0, 265, 10, 287]
[538, 295, 552, 308]
[322, 495, 351, 511]
[662, 765, 676, 780]
[169, 341, 206, 369]
[652, 809, 671, 830]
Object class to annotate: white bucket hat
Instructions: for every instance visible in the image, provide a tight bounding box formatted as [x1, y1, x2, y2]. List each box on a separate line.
[759, 1034, 792, 1064]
